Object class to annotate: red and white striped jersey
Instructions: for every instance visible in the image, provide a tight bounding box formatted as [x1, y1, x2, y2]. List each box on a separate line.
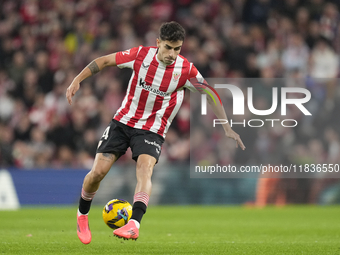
[114, 46, 202, 137]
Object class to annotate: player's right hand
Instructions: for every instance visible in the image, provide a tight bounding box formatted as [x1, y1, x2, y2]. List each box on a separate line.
[225, 129, 246, 150]
[66, 80, 80, 105]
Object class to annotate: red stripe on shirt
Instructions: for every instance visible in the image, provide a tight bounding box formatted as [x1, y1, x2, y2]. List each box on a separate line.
[176, 58, 190, 90]
[114, 47, 149, 122]
[142, 95, 163, 130]
[157, 92, 178, 136]
[142, 65, 174, 130]
[157, 59, 190, 135]
[126, 57, 158, 127]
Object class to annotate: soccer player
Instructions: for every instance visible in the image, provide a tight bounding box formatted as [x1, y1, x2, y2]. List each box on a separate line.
[66, 21, 245, 244]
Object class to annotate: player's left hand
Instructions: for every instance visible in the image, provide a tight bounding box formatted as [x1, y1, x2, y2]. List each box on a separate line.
[225, 129, 245, 150]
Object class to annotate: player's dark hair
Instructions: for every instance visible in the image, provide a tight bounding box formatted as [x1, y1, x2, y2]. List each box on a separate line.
[159, 21, 185, 42]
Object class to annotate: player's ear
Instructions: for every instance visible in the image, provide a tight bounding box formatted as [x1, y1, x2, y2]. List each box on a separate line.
[156, 38, 161, 48]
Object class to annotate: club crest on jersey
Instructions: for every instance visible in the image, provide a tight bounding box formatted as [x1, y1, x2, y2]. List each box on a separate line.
[173, 73, 180, 82]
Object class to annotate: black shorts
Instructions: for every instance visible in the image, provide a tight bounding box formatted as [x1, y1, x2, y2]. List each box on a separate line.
[96, 119, 165, 163]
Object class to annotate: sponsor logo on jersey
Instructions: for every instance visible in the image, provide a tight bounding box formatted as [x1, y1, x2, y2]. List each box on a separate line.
[142, 63, 150, 69]
[139, 78, 170, 97]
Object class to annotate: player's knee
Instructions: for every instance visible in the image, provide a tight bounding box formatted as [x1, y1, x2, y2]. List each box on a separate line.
[90, 168, 108, 183]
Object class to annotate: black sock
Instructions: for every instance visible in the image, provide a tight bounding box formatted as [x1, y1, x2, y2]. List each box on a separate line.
[78, 197, 92, 215]
[131, 201, 147, 223]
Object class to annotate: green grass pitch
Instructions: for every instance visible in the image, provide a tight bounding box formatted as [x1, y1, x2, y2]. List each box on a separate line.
[0, 206, 339, 254]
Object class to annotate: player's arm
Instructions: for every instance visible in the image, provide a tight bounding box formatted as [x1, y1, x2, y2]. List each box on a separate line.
[199, 87, 245, 150]
[186, 64, 245, 150]
[66, 53, 117, 105]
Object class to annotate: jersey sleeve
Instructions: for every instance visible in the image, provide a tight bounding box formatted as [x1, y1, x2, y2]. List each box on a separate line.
[183, 63, 204, 92]
[115, 46, 141, 69]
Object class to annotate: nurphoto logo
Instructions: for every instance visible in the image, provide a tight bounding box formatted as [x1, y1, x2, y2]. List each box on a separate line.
[194, 81, 311, 128]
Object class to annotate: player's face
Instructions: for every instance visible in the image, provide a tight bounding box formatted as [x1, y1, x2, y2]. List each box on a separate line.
[156, 39, 183, 65]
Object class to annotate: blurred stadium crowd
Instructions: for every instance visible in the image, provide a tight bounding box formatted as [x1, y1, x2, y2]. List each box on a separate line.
[0, 0, 339, 171]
